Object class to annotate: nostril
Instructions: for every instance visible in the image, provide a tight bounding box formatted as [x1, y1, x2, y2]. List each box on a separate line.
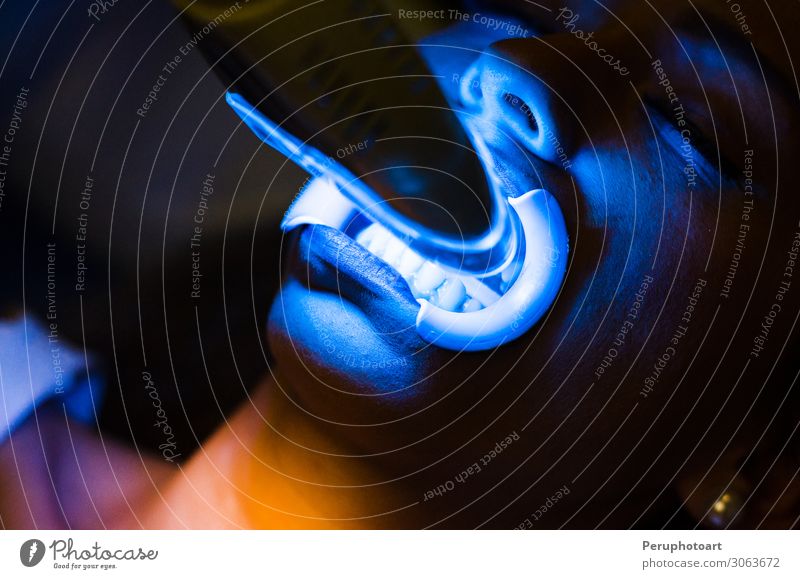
[470, 46, 574, 165]
[502, 92, 538, 134]
[463, 52, 572, 164]
[494, 88, 564, 163]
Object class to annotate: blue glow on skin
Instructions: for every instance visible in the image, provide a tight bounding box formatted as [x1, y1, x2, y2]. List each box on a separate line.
[267, 11, 577, 353]
[268, 10, 713, 401]
[274, 279, 419, 396]
[267, 14, 568, 402]
[647, 105, 721, 190]
[417, 17, 549, 198]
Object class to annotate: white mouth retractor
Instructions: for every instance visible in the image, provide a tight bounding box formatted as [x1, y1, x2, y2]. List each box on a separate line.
[282, 178, 569, 352]
[416, 187, 567, 350]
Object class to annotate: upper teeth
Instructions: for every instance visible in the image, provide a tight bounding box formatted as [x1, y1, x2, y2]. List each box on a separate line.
[355, 223, 486, 313]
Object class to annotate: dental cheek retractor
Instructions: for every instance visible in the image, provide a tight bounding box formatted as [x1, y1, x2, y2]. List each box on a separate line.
[416, 188, 568, 351]
[281, 177, 569, 352]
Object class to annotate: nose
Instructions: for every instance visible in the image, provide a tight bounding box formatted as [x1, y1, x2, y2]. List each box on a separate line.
[461, 28, 643, 165]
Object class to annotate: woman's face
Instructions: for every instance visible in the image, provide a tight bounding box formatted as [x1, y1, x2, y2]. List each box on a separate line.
[267, 0, 799, 527]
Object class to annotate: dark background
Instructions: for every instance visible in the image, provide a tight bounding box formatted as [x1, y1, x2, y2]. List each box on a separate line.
[0, 0, 304, 453]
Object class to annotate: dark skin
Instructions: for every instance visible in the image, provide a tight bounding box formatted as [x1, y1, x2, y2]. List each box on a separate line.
[266, 0, 800, 528]
[2, 0, 798, 528]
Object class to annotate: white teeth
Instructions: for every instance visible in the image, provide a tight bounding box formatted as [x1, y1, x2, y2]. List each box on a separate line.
[413, 262, 446, 297]
[461, 276, 501, 306]
[367, 230, 389, 256]
[462, 297, 483, 313]
[500, 259, 522, 293]
[354, 223, 488, 313]
[397, 249, 424, 277]
[382, 237, 406, 267]
[356, 224, 376, 247]
[431, 279, 467, 311]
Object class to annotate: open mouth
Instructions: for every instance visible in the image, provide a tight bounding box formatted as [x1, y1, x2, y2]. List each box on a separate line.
[226, 90, 568, 350]
[282, 178, 519, 315]
[282, 176, 569, 352]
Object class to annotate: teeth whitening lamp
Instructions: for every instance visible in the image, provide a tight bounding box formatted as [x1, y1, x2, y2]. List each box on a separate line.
[175, 0, 568, 351]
